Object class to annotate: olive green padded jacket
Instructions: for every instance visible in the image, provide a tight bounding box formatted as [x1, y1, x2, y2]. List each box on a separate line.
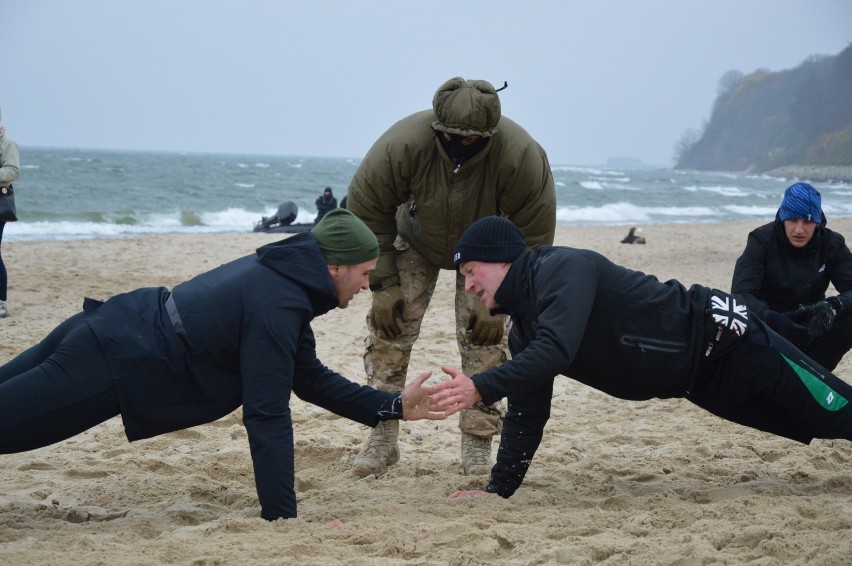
[348, 110, 556, 285]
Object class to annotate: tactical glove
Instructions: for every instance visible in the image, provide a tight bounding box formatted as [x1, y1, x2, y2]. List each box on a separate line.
[799, 298, 844, 339]
[764, 310, 810, 346]
[370, 284, 405, 339]
[467, 301, 504, 346]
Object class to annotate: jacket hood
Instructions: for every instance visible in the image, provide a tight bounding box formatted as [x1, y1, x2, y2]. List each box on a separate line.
[432, 77, 501, 138]
[255, 233, 339, 315]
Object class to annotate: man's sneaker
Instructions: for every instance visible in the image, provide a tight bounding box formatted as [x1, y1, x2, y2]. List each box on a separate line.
[461, 433, 493, 476]
[352, 420, 400, 477]
[0, 300, 9, 318]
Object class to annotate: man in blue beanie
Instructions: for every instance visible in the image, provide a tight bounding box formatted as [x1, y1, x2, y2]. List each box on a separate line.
[732, 182, 852, 370]
[426, 216, 852, 501]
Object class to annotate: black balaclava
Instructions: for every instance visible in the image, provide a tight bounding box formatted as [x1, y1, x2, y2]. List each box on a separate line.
[435, 130, 489, 164]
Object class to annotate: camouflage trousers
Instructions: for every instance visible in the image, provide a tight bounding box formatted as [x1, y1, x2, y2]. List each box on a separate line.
[364, 237, 507, 437]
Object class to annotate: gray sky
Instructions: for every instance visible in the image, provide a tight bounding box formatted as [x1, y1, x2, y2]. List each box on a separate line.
[4, 0, 850, 166]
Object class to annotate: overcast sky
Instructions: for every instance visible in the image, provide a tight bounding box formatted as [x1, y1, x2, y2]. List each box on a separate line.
[4, 1, 850, 166]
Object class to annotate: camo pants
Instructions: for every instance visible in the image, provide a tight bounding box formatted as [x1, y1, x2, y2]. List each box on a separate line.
[364, 237, 506, 436]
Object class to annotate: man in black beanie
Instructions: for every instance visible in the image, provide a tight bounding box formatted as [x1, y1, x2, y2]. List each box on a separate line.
[429, 216, 852, 500]
[0, 209, 446, 521]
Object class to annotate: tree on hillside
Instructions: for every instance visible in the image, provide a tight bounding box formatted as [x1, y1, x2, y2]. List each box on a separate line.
[717, 70, 744, 96]
[674, 44, 852, 172]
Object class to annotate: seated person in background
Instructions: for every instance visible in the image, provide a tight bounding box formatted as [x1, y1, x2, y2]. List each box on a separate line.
[732, 182, 852, 370]
[315, 186, 338, 223]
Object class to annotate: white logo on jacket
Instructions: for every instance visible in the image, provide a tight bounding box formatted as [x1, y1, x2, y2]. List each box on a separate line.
[711, 295, 749, 336]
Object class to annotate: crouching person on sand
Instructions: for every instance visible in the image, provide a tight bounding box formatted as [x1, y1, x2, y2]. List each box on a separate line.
[428, 216, 852, 499]
[0, 208, 446, 520]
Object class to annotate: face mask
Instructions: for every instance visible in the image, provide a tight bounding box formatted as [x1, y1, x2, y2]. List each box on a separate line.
[435, 131, 488, 163]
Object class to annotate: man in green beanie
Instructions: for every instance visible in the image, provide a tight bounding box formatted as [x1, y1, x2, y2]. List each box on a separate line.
[347, 76, 556, 476]
[0, 208, 446, 521]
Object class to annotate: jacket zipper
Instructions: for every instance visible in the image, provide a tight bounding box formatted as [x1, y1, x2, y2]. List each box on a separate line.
[620, 335, 686, 353]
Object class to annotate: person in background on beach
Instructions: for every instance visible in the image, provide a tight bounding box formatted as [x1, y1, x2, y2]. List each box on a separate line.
[0, 106, 21, 318]
[315, 186, 338, 223]
[427, 216, 852, 500]
[347, 77, 556, 477]
[732, 182, 852, 371]
[0, 209, 446, 520]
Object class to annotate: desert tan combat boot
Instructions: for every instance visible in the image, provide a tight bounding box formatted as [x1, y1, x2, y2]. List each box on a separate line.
[351, 420, 400, 477]
[461, 433, 493, 476]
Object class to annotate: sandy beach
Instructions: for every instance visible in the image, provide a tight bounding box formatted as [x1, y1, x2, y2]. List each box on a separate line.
[1, 220, 850, 565]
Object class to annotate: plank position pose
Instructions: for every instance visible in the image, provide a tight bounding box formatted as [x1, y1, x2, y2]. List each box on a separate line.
[0, 209, 445, 520]
[428, 216, 852, 499]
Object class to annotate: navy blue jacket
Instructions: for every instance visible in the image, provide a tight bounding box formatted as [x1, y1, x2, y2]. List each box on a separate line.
[474, 247, 710, 497]
[86, 233, 393, 519]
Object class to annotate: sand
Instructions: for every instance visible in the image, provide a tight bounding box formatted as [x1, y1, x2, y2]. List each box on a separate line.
[1, 220, 850, 565]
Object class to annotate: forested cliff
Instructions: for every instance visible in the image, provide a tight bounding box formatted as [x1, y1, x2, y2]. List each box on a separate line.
[675, 43, 852, 174]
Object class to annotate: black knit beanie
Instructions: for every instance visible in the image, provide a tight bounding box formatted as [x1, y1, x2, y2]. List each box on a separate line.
[454, 216, 526, 269]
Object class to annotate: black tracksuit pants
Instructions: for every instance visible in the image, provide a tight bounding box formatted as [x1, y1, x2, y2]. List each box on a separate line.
[688, 317, 852, 444]
[0, 312, 120, 453]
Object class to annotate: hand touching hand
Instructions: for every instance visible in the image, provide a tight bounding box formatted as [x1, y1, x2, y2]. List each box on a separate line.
[401, 371, 447, 421]
[425, 366, 482, 416]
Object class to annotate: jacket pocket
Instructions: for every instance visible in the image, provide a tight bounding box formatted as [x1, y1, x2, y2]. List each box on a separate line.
[620, 335, 687, 353]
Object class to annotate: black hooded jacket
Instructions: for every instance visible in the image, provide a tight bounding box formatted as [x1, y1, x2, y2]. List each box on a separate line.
[85, 233, 393, 519]
[732, 213, 852, 318]
[472, 247, 711, 497]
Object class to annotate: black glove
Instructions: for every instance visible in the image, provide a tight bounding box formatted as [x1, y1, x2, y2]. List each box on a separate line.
[764, 310, 810, 345]
[798, 297, 847, 339]
[467, 301, 504, 346]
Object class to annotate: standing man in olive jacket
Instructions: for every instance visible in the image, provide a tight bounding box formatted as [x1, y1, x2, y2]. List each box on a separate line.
[732, 182, 852, 370]
[347, 77, 556, 476]
[0, 209, 445, 520]
[429, 216, 852, 500]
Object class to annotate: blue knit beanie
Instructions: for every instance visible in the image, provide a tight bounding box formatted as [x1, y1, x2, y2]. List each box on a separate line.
[779, 182, 822, 224]
[454, 216, 527, 269]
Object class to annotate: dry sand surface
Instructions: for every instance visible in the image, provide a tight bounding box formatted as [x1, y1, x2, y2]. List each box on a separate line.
[1, 220, 850, 565]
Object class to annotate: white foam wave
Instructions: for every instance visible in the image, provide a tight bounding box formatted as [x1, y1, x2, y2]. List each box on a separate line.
[555, 202, 718, 224]
[683, 185, 751, 197]
[723, 205, 777, 216]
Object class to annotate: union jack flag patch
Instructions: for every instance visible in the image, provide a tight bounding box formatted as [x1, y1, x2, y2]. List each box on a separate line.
[710, 293, 749, 336]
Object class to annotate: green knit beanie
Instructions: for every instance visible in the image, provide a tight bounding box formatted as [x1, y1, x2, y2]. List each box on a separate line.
[311, 208, 379, 265]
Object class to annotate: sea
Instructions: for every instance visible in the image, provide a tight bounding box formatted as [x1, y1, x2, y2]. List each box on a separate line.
[5, 147, 852, 242]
